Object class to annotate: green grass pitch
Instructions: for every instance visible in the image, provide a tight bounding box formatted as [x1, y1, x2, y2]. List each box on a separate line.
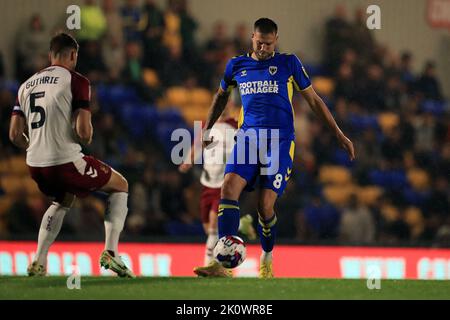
[0, 277, 449, 300]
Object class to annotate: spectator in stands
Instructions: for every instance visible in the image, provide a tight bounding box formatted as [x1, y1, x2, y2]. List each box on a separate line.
[142, 0, 165, 70]
[160, 44, 190, 87]
[416, 61, 443, 101]
[204, 21, 231, 67]
[399, 51, 416, 92]
[101, 0, 125, 81]
[77, 40, 108, 83]
[121, 0, 145, 43]
[127, 166, 166, 235]
[78, 0, 107, 43]
[178, 0, 199, 63]
[324, 4, 352, 74]
[339, 194, 375, 244]
[301, 194, 341, 240]
[16, 14, 48, 81]
[233, 22, 250, 55]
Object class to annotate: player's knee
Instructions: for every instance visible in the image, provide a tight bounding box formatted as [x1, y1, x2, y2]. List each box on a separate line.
[56, 193, 75, 208]
[221, 182, 238, 200]
[257, 201, 274, 218]
[119, 176, 129, 193]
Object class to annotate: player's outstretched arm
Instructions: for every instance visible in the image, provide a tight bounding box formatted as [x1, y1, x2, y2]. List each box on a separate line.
[74, 109, 93, 145]
[301, 86, 355, 161]
[202, 87, 230, 148]
[9, 115, 29, 149]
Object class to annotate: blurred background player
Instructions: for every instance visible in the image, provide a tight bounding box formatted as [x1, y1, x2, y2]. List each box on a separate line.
[179, 104, 256, 277]
[9, 33, 134, 278]
[198, 18, 355, 278]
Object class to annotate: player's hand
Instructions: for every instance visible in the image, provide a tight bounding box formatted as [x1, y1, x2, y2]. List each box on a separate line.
[337, 133, 355, 161]
[178, 163, 192, 173]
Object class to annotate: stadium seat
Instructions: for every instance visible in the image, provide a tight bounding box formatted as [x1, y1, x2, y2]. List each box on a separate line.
[311, 77, 335, 97]
[9, 156, 28, 176]
[368, 169, 408, 189]
[22, 177, 40, 195]
[0, 175, 23, 195]
[0, 196, 13, 216]
[380, 204, 400, 222]
[189, 88, 212, 105]
[407, 168, 430, 191]
[323, 184, 356, 206]
[318, 165, 352, 185]
[404, 206, 425, 238]
[0, 158, 10, 175]
[166, 87, 189, 107]
[378, 112, 399, 134]
[143, 68, 160, 88]
[357, 186, 383, 206]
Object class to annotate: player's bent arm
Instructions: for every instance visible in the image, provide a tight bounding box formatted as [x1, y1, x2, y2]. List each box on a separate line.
[301, 86, 355, 160]
[204, 87, 230, 131]
[74, 109, 93, 145]
[9, 115, 29, 149]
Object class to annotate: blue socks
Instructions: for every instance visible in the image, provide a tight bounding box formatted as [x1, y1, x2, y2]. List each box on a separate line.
[218, 199, 240, 239]
[257, 213, 277, 252]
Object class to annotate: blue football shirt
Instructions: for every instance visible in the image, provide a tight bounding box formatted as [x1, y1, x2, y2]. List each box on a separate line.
[220, 52, 311, 139]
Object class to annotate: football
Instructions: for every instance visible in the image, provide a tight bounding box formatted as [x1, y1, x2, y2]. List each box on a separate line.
[214, 235, 246, 268]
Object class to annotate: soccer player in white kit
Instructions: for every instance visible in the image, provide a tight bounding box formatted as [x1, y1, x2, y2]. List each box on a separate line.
[179, 107, 256, 277]
[9, 33, 134, 278]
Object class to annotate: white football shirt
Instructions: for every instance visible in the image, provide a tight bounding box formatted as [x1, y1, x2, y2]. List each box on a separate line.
[200, 119, 238, 188]
[13, 65, 91, 167]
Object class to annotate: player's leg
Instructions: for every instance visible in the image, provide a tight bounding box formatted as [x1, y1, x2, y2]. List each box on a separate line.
[257, 138, 294, 278]
[194, 188, 231, 277]
[28, 193, 75, 276]
[218, 173, 247, 238]
[257, 189, 278, 278]
[204, 209, 218, 265]
[98, 168, 135, 278]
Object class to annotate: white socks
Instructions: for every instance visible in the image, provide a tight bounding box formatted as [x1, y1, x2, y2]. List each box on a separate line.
[204, 228, 218, 265]
[260, 251, 273, 264]
[35, 203, 70, 266]
[104, 192, 128, 256]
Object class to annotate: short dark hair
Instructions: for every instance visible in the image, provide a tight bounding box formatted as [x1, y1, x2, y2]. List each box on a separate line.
[50, 32, 79, 56]
[254, 18, 278, 34]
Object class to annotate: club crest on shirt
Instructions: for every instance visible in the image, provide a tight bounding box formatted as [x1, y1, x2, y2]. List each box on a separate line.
[269, 66, 277, 75]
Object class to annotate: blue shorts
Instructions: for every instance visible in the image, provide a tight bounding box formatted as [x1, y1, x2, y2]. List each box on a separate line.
[224, 131, 295, 196]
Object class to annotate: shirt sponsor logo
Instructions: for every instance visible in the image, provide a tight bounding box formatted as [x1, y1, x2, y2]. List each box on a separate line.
[239, 80, 279, 95]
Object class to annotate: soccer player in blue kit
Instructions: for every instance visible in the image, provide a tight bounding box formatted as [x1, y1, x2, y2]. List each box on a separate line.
[194, 18, 355, 278]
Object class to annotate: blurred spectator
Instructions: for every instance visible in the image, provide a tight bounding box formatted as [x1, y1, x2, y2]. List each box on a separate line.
[324, 4, 352, 74]
[413, 111, 436, 153]
[142, 0, 165, 69]
[334, 63, 356, 101]
[101, 0, 125, 81]
[381, 127, 405, 167]
[350, 8, 375, 65]
[162, 0, 183, 54]
[77, 40, 107, 83]
[416, 61, 443, 101]
[121, 41, 159, 102]
[339, 194, 375, 243]
[16, 14, 48, 81]
[300, 195, 341, 240]
[204, 21, 231, 66]
[127, 166, 166, 235]
[233, 22, 250, 55]
[358, 64, 386, 111]
[121, 0, 145, 43]
[160, 45, 190, 87]
[399, 52, 415, 92]
[78, 0, 107, 42]
[178, 0, 199, 63]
